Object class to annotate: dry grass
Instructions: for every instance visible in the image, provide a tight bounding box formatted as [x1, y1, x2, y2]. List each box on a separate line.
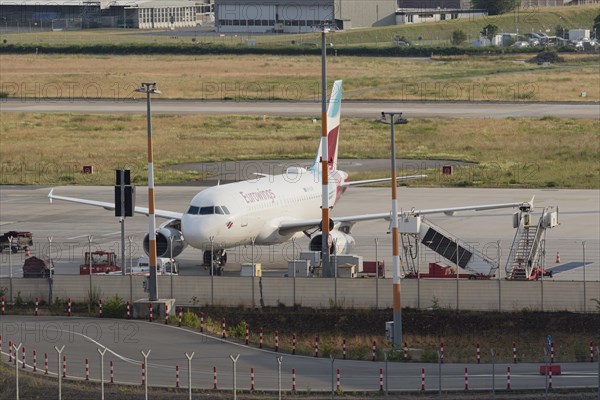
[0, 113, 597, 188]
[0, 53, 598, 101]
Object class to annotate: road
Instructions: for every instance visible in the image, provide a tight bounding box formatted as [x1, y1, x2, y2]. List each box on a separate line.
[1, 316, 598, 392]
[1, 99, 599, 119]
[0, 186, 598, 281]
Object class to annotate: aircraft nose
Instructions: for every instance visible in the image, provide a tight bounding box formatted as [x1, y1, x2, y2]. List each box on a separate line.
[181, 214, 221, 250]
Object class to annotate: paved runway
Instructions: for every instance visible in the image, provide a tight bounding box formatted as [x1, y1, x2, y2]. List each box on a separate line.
[1, 99, 599, 119]
[1, 316, 598, 392]
[0, 186, 598, 281]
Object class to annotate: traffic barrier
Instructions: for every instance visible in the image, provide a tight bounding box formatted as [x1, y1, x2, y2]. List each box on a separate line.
[250, 367, 255, 391]
[476, 343, 480, 364]
[440, 342, 444, 363]
[164, 304, 168, 325]
[44, 353, 48, 375]
[221, 318, 226, 338]
[292, 334, 296, 355]
[551, 341, 555, 363]
[98, 299, 103, 318]
[175, 365, 179, 388]
[21, 346, 25, 369]
[35, 297, 39, 316]
[590, 341, 595, 362]
[379, 368, 383, 391]
[548, 369, 553, 389]
[126, 301, 131, 319]
[8, 340, 12, 364]
[33, 350, 37, 372]
[149, 303, 153, 322]
[141, 362, 145, 385]
[556, 252, 560, 263]
[314, 335, 319, 357]
[85, 358, 89, 381]
[0, 335, 2, 356]
[178, 307, 182, 327]
[110, 361, 114, 383]
[63, 355, 66, 378]
[1, 297, 4, 315]
[292, 368, 296, 392]
[245, 323, 249, 345]
[342, 339, 347, 359]
[513, 342, 517, 363]
[259, 328, 263, 349]
[67, 298, 72, 317]
[213, 367, 217, 389]
[403, 342, 408, 360]
[372, 340, 377, 361]
[507, 366, 511, 390]
[336, 368, 340, 391]
[200, 312, 204, 332]
[275, 330, 279, 352]
[464, 367, 468, 390]
[420, 368, 425, 391]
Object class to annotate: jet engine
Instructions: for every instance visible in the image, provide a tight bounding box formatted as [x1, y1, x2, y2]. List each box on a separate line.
[143, 219, 187, 258]
[308, 229, 355, 255]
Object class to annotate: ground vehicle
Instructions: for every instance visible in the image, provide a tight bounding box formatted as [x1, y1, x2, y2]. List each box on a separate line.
[80, 251, 121, 274]
[23, 256, 54, 278]
[133, 257, 178, 275]
[0, 231, 33, 253]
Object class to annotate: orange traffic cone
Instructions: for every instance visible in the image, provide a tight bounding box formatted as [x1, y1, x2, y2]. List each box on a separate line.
[555, 252, 560, 263]
[24, 246, 30, 257]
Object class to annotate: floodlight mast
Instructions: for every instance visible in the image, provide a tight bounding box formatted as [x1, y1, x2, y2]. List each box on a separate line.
[135, 82, 161, 301]
[380, 112, 408, 350]
[320, 22, 330, 277]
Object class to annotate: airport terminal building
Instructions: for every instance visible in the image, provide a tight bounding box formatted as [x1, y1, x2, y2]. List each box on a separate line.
[215, 0, 398, 33]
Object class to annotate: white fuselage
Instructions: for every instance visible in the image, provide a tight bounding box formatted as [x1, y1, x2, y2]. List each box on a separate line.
[181, 168, 348, 251]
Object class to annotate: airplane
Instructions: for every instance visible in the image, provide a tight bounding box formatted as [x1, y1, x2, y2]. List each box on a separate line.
[48, 80, 535, 274]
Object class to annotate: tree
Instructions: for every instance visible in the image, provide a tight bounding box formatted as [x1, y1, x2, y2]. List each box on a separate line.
[451, 30, 467, 46]
[472, 0, 519, 16]
[481, 24, 499, 40]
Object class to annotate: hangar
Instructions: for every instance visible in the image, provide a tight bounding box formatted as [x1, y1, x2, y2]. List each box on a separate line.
[214, 0, 398, 33]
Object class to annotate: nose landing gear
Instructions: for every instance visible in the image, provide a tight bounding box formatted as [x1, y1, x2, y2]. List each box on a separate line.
[203, 249, 227, 276]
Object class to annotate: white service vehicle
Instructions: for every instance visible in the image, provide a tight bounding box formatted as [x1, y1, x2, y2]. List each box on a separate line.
[133, 257, 178, 275]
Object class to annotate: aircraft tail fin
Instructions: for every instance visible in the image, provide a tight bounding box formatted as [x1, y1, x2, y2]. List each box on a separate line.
[309, 80, 343, 172]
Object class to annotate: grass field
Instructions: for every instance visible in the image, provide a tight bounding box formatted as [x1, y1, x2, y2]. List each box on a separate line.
[0, 113, 597, 188]
[0, 53, 598, 102]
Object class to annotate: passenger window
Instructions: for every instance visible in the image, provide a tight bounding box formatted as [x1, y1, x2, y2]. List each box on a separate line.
[187, 206, 199, 214]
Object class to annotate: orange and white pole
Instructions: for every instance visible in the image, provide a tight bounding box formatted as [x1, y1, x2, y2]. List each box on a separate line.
[136, 82, 160, 301]
[320, 26, 331, 277]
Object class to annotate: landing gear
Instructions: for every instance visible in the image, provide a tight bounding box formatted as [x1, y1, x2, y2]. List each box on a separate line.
[203, 249, 227, 276]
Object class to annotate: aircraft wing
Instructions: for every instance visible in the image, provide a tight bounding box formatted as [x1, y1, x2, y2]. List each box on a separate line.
[277, 197, 534, 235]
[342, 174, 427, 187]
[48, 189, 183, 220]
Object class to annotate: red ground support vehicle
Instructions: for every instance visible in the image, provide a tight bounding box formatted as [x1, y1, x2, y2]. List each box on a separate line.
[80, 251, 121, 274]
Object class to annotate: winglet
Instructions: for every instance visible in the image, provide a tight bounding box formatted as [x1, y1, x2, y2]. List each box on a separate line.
[48, 188, 54, 204]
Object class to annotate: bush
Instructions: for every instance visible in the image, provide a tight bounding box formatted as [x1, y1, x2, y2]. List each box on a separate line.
[528, 51, 565, 64]
[228, 321, 247, 339]
[451, 30, 467, 46]
[181, 311, 199, 328]
[103, 295, 126, 318]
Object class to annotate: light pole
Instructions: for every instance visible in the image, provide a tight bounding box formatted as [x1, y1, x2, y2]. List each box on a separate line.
[320, 23, 331, 278]
[135, 82, 161, 302]
[380, 111, 408, 350]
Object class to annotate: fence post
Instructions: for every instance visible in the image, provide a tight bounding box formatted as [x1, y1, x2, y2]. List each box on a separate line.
[97, 348, 107, 400]
[140, 350, 151, 400]
[54, 345, 65, 400]
[185, 352, 194, 400]
[229, 354, 240, 400]
[13, 343, 21, 400]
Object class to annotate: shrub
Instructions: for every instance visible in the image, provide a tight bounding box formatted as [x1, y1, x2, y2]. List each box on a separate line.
[228, 321, 247, 339]
[103, 295, 126, 318]
[451, 30, 467, 46]
[182, 311, 199, 328]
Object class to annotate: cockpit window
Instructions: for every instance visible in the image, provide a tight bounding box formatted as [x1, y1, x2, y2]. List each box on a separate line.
[222, 206, 230, 214]
[215, 206, 224, 215]
[187, 206, 199, 214]
[199, 206, 214, 215]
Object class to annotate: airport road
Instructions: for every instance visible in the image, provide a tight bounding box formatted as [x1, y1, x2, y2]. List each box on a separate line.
[0, 186, 598, 281]
[0, 316, 598, 392]
[1, 99, 599, 119]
